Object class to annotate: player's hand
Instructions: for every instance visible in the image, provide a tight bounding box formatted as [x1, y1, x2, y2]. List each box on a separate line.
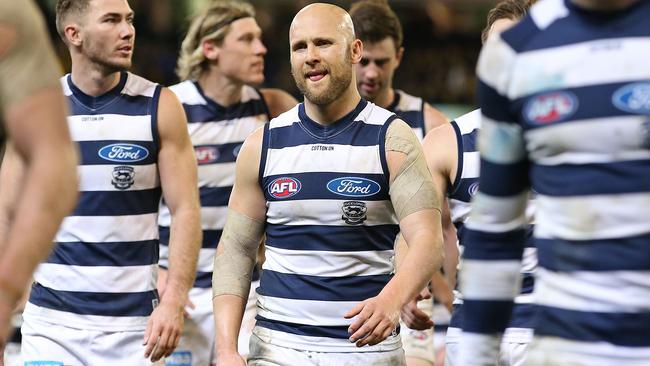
[143, 299, 185, 362]
[215, 350, 246, 366]
[344, 293, 401, 347]
[401, 288, 434, 330]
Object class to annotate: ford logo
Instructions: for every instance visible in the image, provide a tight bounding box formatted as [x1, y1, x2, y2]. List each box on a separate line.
[612, 83, 650, 114]
[98, 143, 149, 163]
[327, 177, 381, 197]
[468, 181, 479, 196]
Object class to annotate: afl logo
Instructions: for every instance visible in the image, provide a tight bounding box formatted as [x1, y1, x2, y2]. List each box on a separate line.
[268, 177, 301, 199]
[98, 143, 149, 163]
[612, 83, 650, 114]
[194, 146, 219, 165]
[468, 182, 479, 196]
[327, 177, 381, 197]
[524, 91, 578, 125]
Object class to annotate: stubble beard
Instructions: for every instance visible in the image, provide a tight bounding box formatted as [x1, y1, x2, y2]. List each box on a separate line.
[293, 48, 353, 106]
[85, 40, 132, 74]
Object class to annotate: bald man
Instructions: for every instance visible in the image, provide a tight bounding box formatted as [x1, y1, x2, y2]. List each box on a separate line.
[212, 3, 443, 366]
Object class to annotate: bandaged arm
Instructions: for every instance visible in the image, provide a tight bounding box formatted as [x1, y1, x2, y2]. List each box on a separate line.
[379, 119, 444, 308]
[212, 127, 267, 357]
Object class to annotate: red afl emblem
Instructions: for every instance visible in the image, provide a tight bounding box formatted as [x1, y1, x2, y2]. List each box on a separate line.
[268, 177, 302, 199]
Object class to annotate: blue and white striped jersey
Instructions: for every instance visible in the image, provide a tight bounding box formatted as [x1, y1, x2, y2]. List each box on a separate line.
[255, 100, 401, 352]
[158, 81, 269, 288]
[462, 0, 650, 363]
[26, 72, 162, 331]
[448, 109, 481, 230]
[389, 90, 426, 140]
[447, 109, 537, 344]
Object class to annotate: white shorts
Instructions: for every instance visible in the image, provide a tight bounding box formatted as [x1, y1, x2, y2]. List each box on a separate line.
[526, 336, 650, 366]
[444, 327, 461, 366]
[21, 315, 163, 366]
[400, 298, 435, 363]
[498, 327, 533, 366]
[498, 341, 529, 366]
[248, 331, 406, 366]
[166, 281, 259, 366]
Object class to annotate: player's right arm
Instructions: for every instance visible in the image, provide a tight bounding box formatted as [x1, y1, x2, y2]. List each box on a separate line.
[0, 0, 78, 345]
[212, 126, 266, 366]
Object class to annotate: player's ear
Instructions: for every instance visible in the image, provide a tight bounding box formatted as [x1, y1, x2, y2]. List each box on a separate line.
[395, 46, 404, 67]
[202, 40, 220, 63]
[350, 39, 363, 64]
[64, 24, 82, 47]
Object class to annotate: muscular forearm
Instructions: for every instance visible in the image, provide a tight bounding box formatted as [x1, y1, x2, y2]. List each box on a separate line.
[213, 294, 247, 354]
[0, 143, 77, 302]
[382, 224, 442, 307]
[164, 206, 201, 305]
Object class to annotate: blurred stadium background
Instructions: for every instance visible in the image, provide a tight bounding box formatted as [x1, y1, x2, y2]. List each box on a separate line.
[36, 0, 506, 119]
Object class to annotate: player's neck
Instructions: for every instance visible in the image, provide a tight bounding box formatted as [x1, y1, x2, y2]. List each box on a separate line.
[304, 83, 361, 125]
[372, 88, 395, 110]
[571, 0, 639, 10]
[70, 60, 122, 97]
[198, 69, 245, 107]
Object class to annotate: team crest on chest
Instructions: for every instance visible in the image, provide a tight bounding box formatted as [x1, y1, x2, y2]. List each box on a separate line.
[341, 200, 367, 225]
[112, 166, 135, 190]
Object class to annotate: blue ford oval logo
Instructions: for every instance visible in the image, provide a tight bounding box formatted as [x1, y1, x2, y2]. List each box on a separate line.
[98, 143, 149, 163]
[468, 182, 479, 196]
[612, 83, 650, 114]
[327, 177, 381, 197]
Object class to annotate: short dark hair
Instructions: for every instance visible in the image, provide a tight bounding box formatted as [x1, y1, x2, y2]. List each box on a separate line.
[350, 0, 403, 50]
[55, 0, 92, 42]
[481, 0, 538, 44]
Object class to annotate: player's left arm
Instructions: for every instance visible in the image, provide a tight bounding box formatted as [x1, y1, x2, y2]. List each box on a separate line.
[459, 36, 529, 366]
[346, 119, 443, 347]
[423, 102, 449, 133]
[260, 88, 298, 118]
[144, 87, 201, 362]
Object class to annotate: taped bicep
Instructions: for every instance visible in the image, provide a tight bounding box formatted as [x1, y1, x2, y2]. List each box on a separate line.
[386, 120, 441, 221]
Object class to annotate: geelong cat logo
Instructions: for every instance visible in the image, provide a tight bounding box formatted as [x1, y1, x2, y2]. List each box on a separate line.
[327, 177, 381, 197]
[111, 166, 135, 190]
[268, 177, 301, 199]
[612, 83, 650, 114]
[342, 201, 367, 225]
[524, 91, 578, 125]
[98, 143, 149, 163]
